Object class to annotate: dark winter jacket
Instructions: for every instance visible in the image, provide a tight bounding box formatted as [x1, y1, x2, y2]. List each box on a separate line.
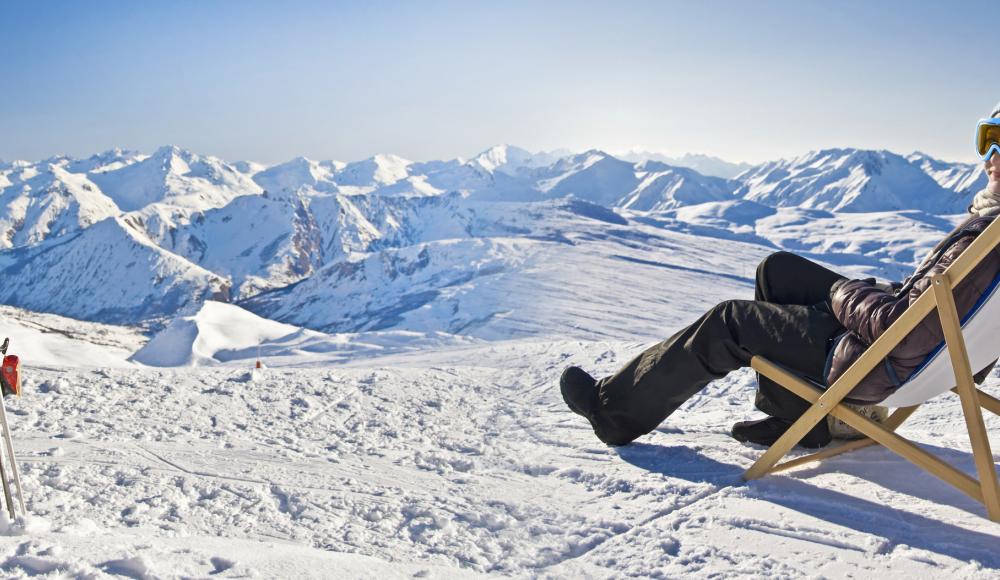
[824, 214, 1000, 403]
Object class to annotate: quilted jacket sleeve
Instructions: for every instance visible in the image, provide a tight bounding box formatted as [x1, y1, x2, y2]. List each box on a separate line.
[830, 236, 974, 346]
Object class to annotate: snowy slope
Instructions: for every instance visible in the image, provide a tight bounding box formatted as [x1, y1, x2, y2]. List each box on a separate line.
[632, 200, 960, 281]
[240, 198, 838, 340]
[148, 189, 484, 300]
[308, 191, 480, 262]
[621, 161, 736, 211]
[240, 237, 531, 335]
[0, 217, 230, 324]
[0, 305, 144, 367]
[148, 191, 325, 299]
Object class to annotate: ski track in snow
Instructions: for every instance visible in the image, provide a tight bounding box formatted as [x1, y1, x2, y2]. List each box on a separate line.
[0, 338, 994, 578]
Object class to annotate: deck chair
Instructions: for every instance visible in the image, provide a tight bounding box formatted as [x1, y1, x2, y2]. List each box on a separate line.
[743, 216, 1000, 522]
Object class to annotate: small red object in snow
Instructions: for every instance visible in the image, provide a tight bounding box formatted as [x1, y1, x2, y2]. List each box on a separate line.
[0, 355, 19, 397]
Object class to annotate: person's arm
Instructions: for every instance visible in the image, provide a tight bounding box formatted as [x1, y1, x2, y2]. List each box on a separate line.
[829, 279, 907, 345]
[829, 237, 972, 346]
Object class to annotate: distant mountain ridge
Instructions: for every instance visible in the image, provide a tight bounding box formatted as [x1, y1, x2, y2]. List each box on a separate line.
[617, 149, 754, 179]
[0, 143, 985, 327]
[736, 148, 970, 214]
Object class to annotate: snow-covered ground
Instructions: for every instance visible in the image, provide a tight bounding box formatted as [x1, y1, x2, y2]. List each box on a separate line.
[1, 336, 998, 577]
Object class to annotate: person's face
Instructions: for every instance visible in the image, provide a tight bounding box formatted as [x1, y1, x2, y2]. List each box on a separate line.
[987, 149, 1000, 194]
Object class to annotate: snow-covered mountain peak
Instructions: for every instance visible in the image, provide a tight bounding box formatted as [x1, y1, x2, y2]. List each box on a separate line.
[149, 144, 193, 175]
[575, 149, 616, 167]
[0, 162, 121, 249]
[253, 156, 338, 194]
[469, 144, 537, 175]
[534, 150, 639, 206]
[87, 145, 262, 213]
[619, 149, 754, 179]
[633, 158, 674, 173]
[622, 163, 736, 211]
[232, 160, 269, 177]
[68, 148, 145, 174]
[336, 154, 413, 188]
[371, 152, 410, 167]
[737, 147, 967, 213]
[907, 150, 985, 196]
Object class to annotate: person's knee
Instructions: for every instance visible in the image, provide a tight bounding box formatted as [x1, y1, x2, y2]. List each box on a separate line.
[710, 299, 752, 321]
[756, 250, 796, 279]
[697, 299, 757, 365]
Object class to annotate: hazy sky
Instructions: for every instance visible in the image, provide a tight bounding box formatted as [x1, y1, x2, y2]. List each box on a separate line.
[1, 0, 997, 164]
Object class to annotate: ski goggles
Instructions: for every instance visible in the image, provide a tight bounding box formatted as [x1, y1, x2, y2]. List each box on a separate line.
[976, 118, 1000, 161]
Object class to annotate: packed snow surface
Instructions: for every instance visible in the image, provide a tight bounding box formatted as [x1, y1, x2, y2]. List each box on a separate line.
[2, 337, 999, 577]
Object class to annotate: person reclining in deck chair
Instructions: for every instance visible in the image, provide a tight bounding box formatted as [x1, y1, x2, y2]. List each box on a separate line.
[562, 102, 1000, 449]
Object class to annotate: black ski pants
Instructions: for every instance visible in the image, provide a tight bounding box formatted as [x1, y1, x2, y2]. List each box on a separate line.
[592, 251, 848, 445]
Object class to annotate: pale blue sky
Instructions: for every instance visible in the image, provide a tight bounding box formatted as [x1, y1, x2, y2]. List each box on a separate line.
[1, 0, 996, 164]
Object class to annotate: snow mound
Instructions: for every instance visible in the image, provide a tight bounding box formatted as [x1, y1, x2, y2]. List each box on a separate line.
[132, 301, 305, 366]
[133, 300, 483, 367]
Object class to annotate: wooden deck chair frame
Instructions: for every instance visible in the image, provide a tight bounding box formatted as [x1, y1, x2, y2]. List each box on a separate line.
[743, 216, 1000, 522]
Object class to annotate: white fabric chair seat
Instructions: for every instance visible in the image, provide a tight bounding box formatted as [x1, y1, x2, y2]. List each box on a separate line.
[881, 274, 1000, 408]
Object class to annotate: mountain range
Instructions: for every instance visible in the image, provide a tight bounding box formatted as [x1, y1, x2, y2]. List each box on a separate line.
[0, 144, 986, 332]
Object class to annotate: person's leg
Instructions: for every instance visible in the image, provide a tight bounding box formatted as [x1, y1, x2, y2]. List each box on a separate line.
[586, 299, 841, 446]
[753, 251, 847, 421]
[754, 251, 846, 305]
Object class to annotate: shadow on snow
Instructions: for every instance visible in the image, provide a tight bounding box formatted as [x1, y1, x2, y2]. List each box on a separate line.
[618, 442, 1000, 567]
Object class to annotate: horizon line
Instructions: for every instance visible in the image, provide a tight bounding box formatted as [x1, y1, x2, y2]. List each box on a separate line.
[0, 143, 984, 169]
